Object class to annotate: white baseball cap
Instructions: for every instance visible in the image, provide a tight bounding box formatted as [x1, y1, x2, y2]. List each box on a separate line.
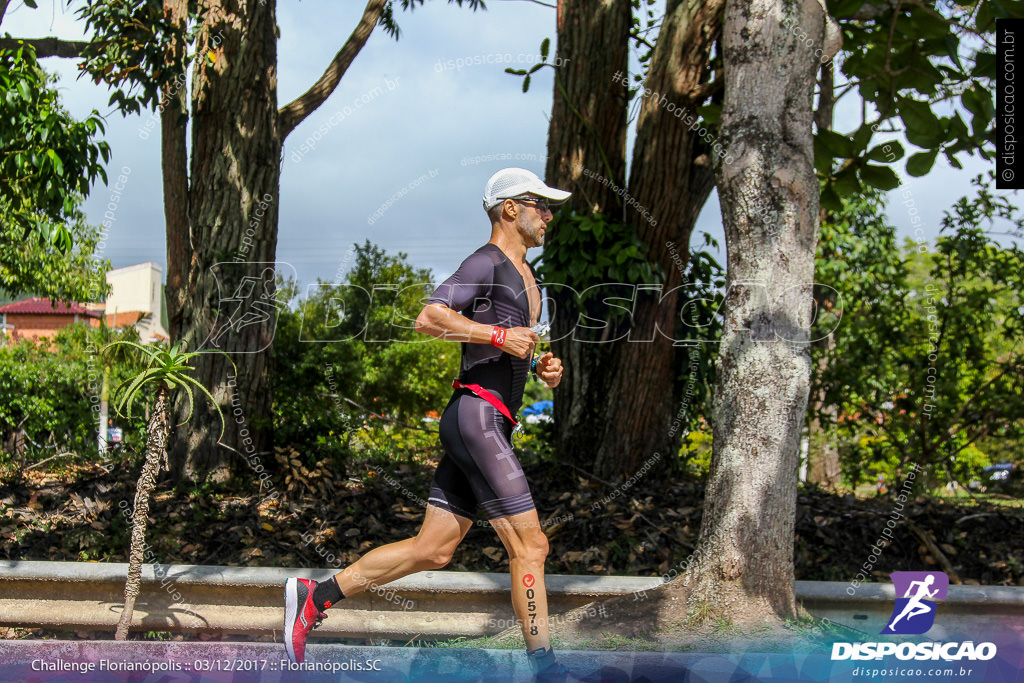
[482, 167, 572, 211]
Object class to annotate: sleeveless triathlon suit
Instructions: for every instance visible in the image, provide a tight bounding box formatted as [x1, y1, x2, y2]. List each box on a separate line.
[425, 243, 536, 520]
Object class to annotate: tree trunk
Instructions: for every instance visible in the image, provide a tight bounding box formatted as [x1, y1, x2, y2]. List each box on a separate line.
[163, 0, 190, 343]
[115, 386, 171, 640]
[545, 0, 723, 479]
[543, 0, 631, 479]
[680, 0, 835, 624]
[167, 2, 281, 481]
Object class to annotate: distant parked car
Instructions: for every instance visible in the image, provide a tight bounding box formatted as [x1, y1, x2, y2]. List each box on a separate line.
[981, 462, 1017, 491]
[522, 400, 553, 424]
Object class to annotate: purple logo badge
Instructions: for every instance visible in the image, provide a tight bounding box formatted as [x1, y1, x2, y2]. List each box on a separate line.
[881, 571, 948, 635]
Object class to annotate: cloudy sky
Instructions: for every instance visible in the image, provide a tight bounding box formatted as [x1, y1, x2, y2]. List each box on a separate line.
[3, 0, 1003, 289]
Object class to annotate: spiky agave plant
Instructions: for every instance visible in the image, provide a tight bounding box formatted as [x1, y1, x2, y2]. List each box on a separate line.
[103, 341, 232, 641]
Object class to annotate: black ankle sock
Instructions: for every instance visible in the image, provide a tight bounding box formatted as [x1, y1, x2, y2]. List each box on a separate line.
[527, 646, 557, 673]
[313, 577, 344, 611]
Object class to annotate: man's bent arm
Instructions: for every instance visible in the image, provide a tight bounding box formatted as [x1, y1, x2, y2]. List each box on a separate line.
[415, 303, 538, 358]
[415, 303, 493, 344]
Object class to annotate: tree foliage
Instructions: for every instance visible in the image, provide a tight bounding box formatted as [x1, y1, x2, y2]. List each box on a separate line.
[0, 196, 109, 302]
[812, 174, 1024, 488]
[817, 0, 1018, 206]
[73, 0, 202, 116]
[516, 0, 1008, 201]
[15, 0, 490, 480]
[273, 242, 458, 460]
[0, 323, 144, 459]
[0, 42, 109, 250]
[535, 210, 726, 443]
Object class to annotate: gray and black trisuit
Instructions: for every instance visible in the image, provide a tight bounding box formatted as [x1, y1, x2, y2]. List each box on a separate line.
[425, 243, 536, 520]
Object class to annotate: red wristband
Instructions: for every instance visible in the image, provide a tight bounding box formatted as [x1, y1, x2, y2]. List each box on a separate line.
[491, 326, 507, 347]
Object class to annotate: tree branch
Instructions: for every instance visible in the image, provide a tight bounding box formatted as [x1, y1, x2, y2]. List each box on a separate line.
[851, 0, 899, 21]
[277, 0, 387, 141]
[161, 0, 190, 343]
[814, 61, 835, 132]
[0, 37, 88, 58]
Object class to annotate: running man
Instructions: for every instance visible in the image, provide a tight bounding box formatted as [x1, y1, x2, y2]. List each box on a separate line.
[887, 574, 940, 631]
[285, 168, 578, 680]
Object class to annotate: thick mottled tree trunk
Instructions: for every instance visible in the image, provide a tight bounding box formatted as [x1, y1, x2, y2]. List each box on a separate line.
[167, 3, 281, 481]
[162, 0, 384, 482]
[115, 387, 171, 640]
[681, 0, 838, 623]
[545, 0, 722, 479]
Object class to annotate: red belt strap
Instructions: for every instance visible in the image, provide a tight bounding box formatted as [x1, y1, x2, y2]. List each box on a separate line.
[452, 379, 519, 426]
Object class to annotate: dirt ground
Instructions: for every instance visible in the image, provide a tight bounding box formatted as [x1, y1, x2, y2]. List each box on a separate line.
[1, 447, 1021, 644]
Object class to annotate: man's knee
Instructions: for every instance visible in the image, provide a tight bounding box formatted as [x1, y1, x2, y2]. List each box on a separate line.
[415, 540, 458, 570]
[520, 528, 549, 564]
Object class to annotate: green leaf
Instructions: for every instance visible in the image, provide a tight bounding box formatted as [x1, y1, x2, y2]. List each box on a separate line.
[898, 97, 945, 148]
[834, 166, 862, 197]
[866, 141, 904, 162]
[814, 138, 836, 173]
[859, 164, 901, 191]
[906, 149, 939, 177]
[906, 7, 951, 39]
[540, 38, 550, 61]
[23, 0, 38, 8]
[972, 51, 996, 79]
[820, 183, 842, 212]
[817, 129, 857, 158]
[943, 34, 964, 71]
[961, 86, 986, 120]
[522, 74, 531, 93]
[46, 149, 63, 177]
[828, 0, 863, 18]
[696, 103, 721, 125]
[852, 124, 873, 152]
[946, 112, 969, 140]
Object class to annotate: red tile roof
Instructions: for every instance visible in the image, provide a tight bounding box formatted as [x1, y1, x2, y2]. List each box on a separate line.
[0, 296, 101, 317]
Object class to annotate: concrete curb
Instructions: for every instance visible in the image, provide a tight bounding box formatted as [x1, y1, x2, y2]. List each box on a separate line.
[0, 561, 1021, 639]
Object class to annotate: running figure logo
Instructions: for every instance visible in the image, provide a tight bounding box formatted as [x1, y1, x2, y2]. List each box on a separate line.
[202, 262, 294, 353]
[881, 571, 949, 635]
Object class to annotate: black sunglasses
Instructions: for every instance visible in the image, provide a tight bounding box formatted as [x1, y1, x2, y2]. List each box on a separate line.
[506, 196, 552, 213]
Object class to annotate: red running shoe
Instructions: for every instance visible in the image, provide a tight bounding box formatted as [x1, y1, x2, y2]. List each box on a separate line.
[284, 577, 327, 664]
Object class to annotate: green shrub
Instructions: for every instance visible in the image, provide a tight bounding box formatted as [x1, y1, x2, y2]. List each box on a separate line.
[0, 323, 146, 464]
[272, 242, 458, 464]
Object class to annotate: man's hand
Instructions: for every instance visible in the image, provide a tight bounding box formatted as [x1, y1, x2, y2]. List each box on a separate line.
[536, 352, 563, 388]
[501, 327, 540, 359]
